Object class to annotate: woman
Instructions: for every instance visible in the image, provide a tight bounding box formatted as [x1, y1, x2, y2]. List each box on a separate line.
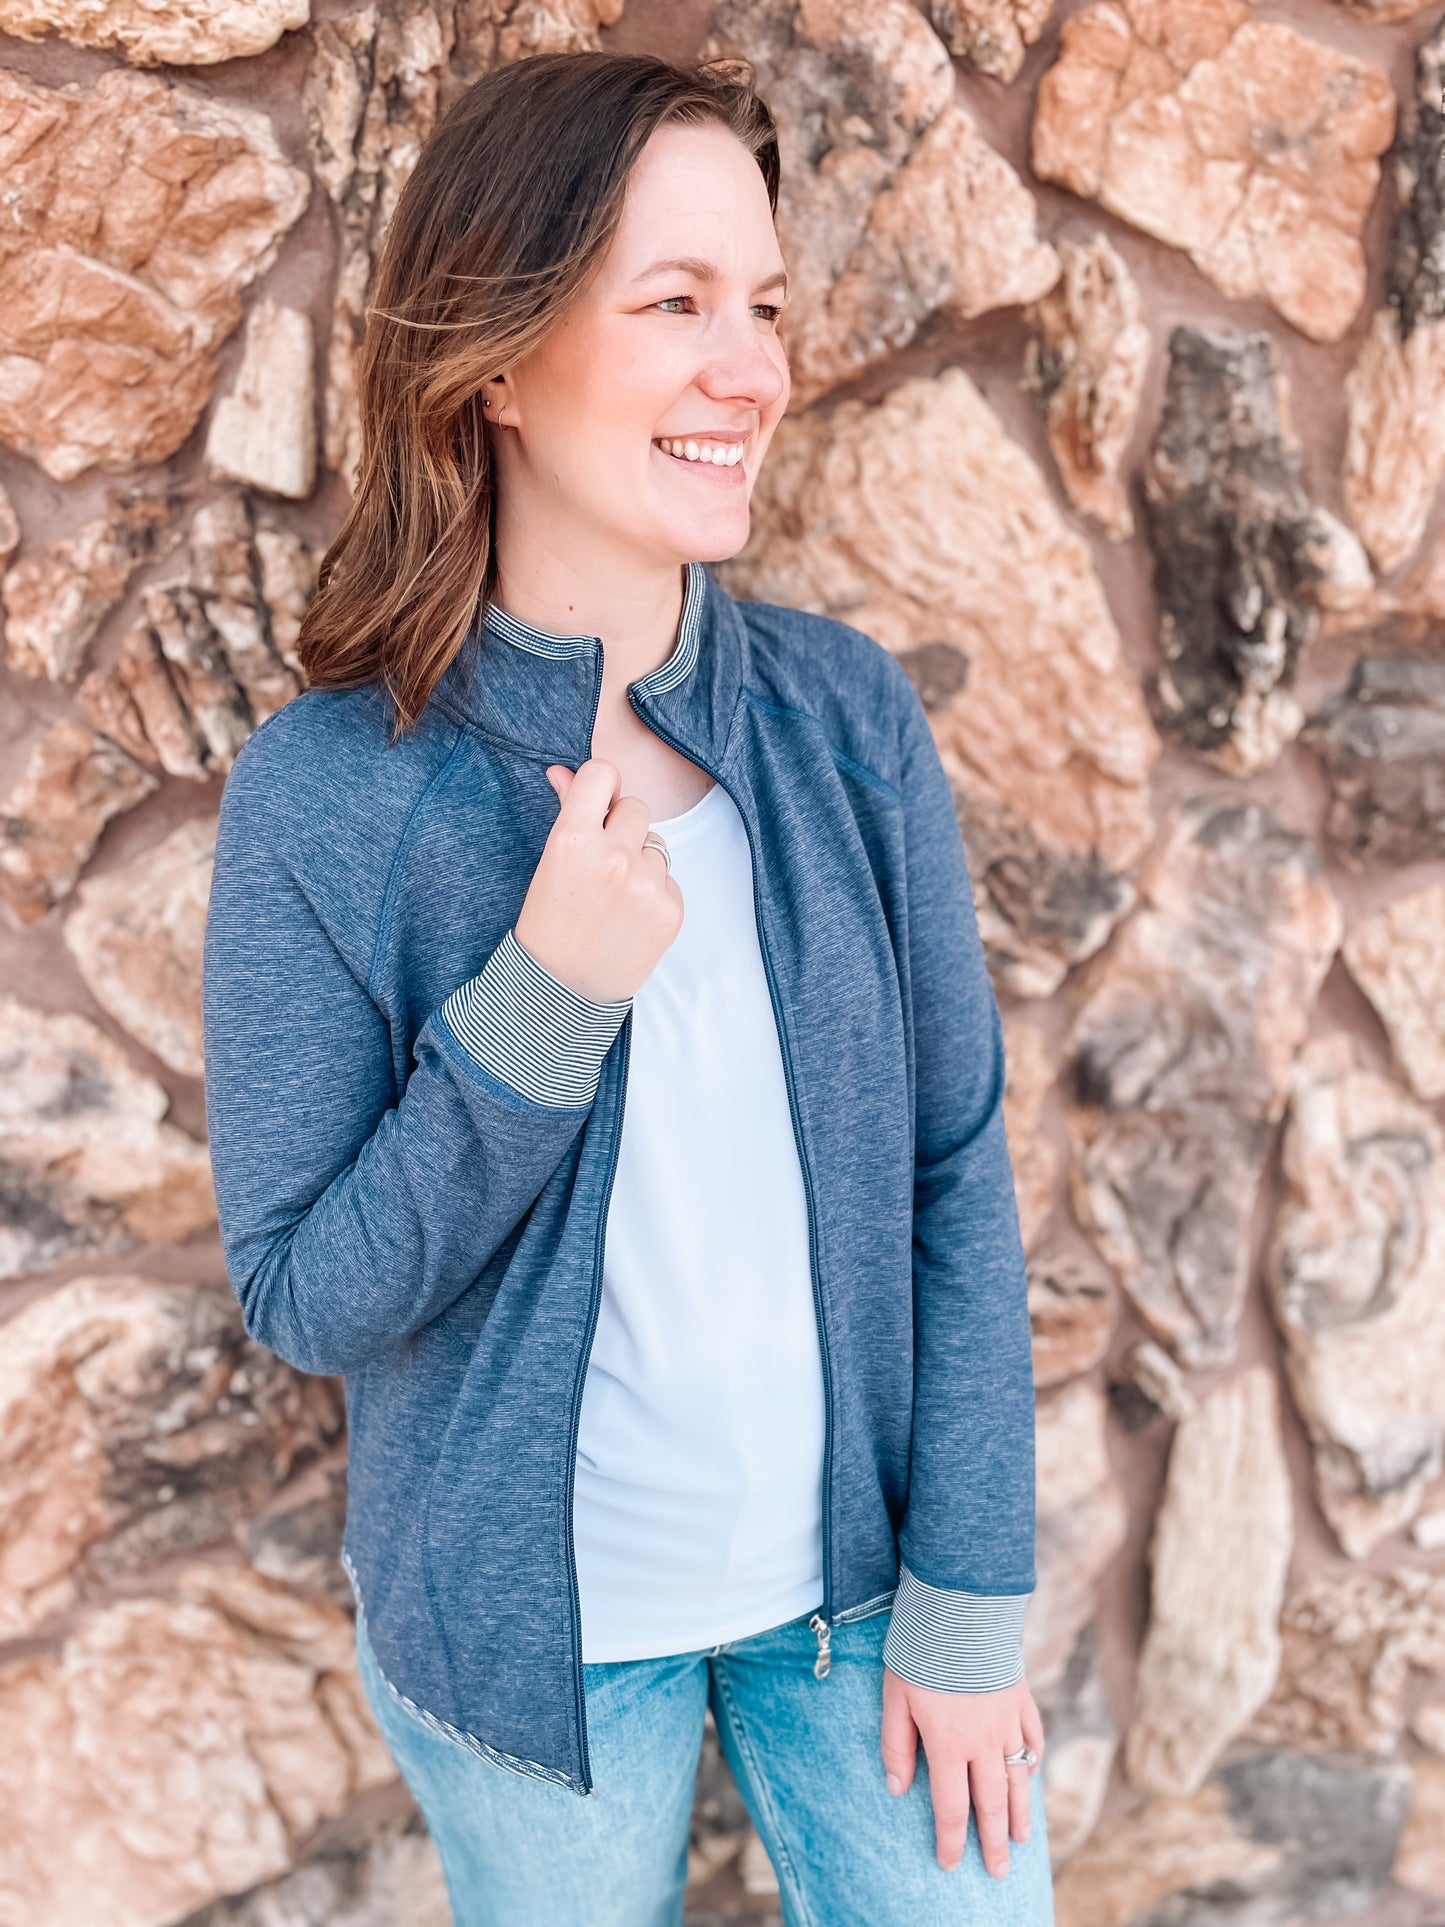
[202, 49, 1052, 1927]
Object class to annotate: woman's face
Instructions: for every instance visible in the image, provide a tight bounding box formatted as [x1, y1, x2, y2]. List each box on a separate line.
[488, 119, 791, 571]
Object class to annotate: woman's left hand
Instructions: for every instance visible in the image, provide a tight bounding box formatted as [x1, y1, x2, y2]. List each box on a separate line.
[880, 1666, 1045, 1877]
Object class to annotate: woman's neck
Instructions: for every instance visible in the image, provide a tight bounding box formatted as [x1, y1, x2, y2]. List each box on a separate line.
[490, 529, 688, 689]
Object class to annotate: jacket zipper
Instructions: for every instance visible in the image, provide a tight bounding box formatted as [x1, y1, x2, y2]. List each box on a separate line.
[561, 644, 629, 1798]
[624, 698, 837, 1662]
[563, 1005, 631, 1795]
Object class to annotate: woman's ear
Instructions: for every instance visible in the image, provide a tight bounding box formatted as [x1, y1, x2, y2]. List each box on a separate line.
[482, 375, 513, 427]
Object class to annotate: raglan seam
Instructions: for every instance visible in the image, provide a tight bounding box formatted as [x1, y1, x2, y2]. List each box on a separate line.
[368, 728, 473, 1002]
[742, 690, 903, 801]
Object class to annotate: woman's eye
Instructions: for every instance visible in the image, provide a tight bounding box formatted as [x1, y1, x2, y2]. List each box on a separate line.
[652, 297, 785, 321]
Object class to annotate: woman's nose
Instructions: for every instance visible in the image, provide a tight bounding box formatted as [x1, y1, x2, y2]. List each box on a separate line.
[700, 315, 789, 411]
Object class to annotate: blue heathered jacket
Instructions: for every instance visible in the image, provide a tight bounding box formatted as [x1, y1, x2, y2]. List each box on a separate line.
[202, 558, 1038, 1796]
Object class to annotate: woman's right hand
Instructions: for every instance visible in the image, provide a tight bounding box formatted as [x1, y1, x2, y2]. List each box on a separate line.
[513, 758, 683, 1004]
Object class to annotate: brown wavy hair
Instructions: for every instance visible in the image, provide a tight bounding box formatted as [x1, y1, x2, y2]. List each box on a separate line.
[297, 50, 780, 740]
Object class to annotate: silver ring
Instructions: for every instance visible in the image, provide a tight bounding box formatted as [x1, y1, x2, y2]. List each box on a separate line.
[641, 831, 671, 876]
[1003, 1745, 1038, 1767]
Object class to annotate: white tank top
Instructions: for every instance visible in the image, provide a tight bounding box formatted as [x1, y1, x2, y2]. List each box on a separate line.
[572, 778, 828, 1660]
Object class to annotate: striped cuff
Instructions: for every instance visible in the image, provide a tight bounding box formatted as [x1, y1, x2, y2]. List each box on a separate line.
[881, 1564, 1030, 1693]
[439, 927, 630, 1108]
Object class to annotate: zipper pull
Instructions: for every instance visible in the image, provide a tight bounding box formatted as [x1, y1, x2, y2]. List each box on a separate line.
[808, 1611, 832, 1679]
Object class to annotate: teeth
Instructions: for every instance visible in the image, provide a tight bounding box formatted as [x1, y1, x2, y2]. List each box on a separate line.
[658, 437, 744, 466]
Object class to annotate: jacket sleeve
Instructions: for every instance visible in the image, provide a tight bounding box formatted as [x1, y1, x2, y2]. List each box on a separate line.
[202, 767, 629, 1379]
[880, 680, 1038, 1694]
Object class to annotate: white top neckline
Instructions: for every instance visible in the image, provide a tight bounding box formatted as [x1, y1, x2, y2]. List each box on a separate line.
[649, 779, 722, 835]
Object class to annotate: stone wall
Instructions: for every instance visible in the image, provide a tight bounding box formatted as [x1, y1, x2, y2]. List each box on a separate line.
[1, 1, 1443, 1922]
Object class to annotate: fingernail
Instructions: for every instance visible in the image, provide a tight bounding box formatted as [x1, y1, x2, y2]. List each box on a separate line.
[886, 1773, 902, 1794]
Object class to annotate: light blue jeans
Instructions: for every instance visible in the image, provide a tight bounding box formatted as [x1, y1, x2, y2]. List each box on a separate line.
[354, 1603, 1055, 1925]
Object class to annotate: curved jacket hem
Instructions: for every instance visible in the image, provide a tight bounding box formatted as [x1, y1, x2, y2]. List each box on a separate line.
[341, 1549, 592, 1797]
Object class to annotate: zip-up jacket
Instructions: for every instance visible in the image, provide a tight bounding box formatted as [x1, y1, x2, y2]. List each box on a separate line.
[201, 559, 1038, 1795]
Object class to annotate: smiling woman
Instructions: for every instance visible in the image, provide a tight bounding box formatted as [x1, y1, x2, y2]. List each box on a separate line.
[202, 47, 1052, 1927]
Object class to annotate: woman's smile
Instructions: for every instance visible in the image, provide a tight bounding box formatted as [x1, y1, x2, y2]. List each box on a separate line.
[652, 433, 749, 482]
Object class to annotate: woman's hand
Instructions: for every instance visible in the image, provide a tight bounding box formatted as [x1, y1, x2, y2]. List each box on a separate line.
[880, 1666, 1045, 1877]
[513, 758, 683, 1003]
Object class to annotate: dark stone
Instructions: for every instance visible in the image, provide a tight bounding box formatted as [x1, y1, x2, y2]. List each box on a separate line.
[179, 1810, 441, 1926]
[1040, 1622, 1116, 1755]
[1301, 657, 1445, 868]
[1134, 1749, 1412, 1927]
[1107, 1373, 1165, 1432]
[84, 1278, 344, 1589]
[953, 787, 1134, 991]
[1142, 327, 1329, 766]
[247, 1465, 352, 1608]
[1388, 22, 1445, 341]
[896, 640, 970, 712]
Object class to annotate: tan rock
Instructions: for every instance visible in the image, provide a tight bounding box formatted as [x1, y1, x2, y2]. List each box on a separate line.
[1332, 0, 1439, 16]
[1396, 1758, 1445, 1895]
[1342, 21, 1445, 575]
[1341, 884, 1445, 1102]
[1343, 308, 1445, 577]
[206, 301, 317, 501]
[719, 367, 1160, 997]
[1004, 1018, 1055, 1249]
[0, 1567, 394, 1926]
[0, 1273, 341, 1637]
[704, 0, 1059, 408]
[453, 0, 625, 69]
[738, 1826, 780, 1896]
[63, 817, 215, 1077]
[0, 0, 308, 64]
[252, 520, 318, 676]
[1068, 797, 1343, 1364]
[0, 480, 19, 566]
[1412, 1694, 1445, 1753]
[2, 493, 174, 682]
[928, 0, 1052, 82]
[76, 496, 308, 779]
[1125, 1369, 1292, 1795]
[1249, 1567, 1445, 1753]
[0, 994, 214, 1280]
[306, 4, 457, 490]
[1022, 232, 1149, 540]
[1267, 1035, 1445, 1557]
[1028, 1242, 1117, 1390]
[0, 66, 309, 481]
[1027, 1379, 1128, 1697]
[0, 719, 158, 923]
[76, 617, 210, 780]
[1032, 0, 1395, 343]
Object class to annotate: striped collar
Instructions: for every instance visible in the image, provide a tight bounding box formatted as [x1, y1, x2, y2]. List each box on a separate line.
[432, 558, 742, 769]
[480, 559, 707, 698]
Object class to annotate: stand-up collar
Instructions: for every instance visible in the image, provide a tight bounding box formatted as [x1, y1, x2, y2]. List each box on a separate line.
[432, 559, 743, 770]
